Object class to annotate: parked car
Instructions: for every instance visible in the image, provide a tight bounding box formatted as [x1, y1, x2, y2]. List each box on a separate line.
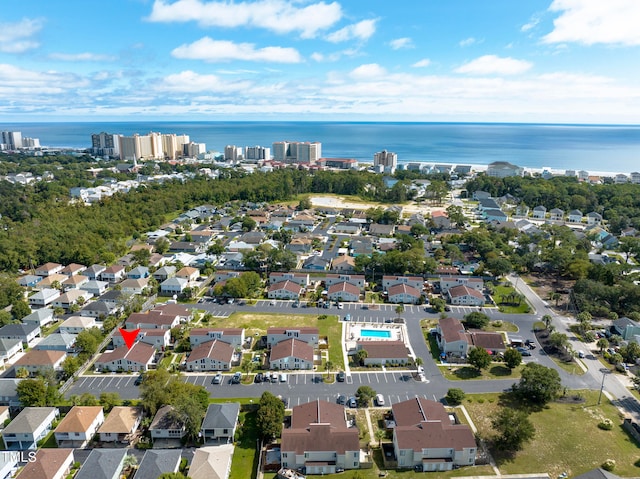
[336, 371, 346, 382]
[516, 347, 532, 357]
[337, 303, 344, 309]
[134, 374, 144, 386]
[348, 397, 357, 408]
[213, 373, 223, 384]
[344, 314, 351, 322]
[337, 394, 347, 405]
[578, 350, 585, 358]
[375, 394, 385, 406]
[270, 300, 276, 306]
[254, 373, 264, 383]
[231, 372, 242, 384]
[271, 372, 279, 383]
[279, 373, 288, 383]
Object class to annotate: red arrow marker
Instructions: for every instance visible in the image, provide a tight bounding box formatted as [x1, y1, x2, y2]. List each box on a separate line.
[119, 328, 140, 350]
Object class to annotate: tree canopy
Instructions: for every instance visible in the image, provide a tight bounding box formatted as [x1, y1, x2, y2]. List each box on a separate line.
[514, 363, 562, 405]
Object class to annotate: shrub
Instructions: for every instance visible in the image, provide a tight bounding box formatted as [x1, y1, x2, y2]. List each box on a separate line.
[445, 388, 466, 406]
[598, 419, 613, 430]
[601, 459, 616, 472]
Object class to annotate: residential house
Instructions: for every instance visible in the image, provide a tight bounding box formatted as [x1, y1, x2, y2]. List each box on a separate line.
[135, 450, 182, 479]
[176, 266, 200, 283]
[127, 266, 149, 279]
[0, 379, 21, 407]
[280, 400, 360, 474]
[13, 350, 66, 375]
[287, 237, 313, 254]
[79, 280, 109, 297]
[74, 449, 127, 479]
[477, 198, 500, 211]
[302, 256, 329, 271]
[532, 205, 547, 219]
[214, 271, 242, 284]
[355, 341, 408, 366]
[472, 190, 491, 200]
[270, 338, 314, 370]
[392, 397, 477, 471]
[611, 317, 640, 341]
[327, 281, 360, 302]
[200, 403, 240, 444]
[369, 223, 395, 236]
[332, 255, 356, 273]
[382, 276, 423, 292]
[99, 265, 126, 284]
[169, 241, 203, 254]
[16, 448, 74, 479]
[486, 161, 523, 178]
[0, 338, 23, 364]
[97, 406, 143, 444]
[185, 340, 234, 371]
[587, 212, 603, 225]
[325, 274, 365, 290]
[34, 333, 77, 352]
[269, 272, 309, 287]
[54, 406, 104, 448]
[84, 264, 106, 281]
[35, 262, 64, 277]
[439, 276, 483, 294]
[160, 277, 188, 295]
[52, 289, 92, 310]
[448, 284, 485, 306]
[350, 238, 373, 256]
[120, 278, 150, 295]
[188, 445, 234, 479]
[153, 303, 193, 323]
[61, 263, 87, 276]
[435, 317, 470, 358]
[267, 327, 319, 349]
[469, 331, 506, 355]
[431, 210, 451, 229]
[153, 266, 177, 281]
[125, 310, 181, 330]
[568, 210, 583, 223]
[21, 308, 55, 328]
[0, 323, 40, 346]
[150, 405, 186, 444]
[549, 208, 564, 221]
[17, 275, 42, 288]
[267, 280, 303, 300]
[189, 328, 245, 348]
[36, 274, 67, 290]
[28, 288, 60, 308]
[80, 300, 118, 319]
[2, 407, 59, 450]
[95, 342, 155, 372]
[483, 209, 508, 222]
[113, 329, 170, 350]
[54, 316, 95, 336]
[388, 283, 422, 304]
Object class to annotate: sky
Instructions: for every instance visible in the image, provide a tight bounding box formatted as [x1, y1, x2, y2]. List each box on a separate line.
[1, 0, 640, 123]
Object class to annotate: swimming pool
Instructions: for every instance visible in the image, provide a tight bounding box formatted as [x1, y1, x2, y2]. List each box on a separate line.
[360, 329, 392, 338]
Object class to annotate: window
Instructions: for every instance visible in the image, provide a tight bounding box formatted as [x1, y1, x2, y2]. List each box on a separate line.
[399, 450, 405, 456]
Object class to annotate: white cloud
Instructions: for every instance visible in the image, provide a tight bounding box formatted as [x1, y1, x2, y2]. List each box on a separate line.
[389, 37, 413, 50]
[521, 13, 542, 32]
[157, 70, 253, 92]
[326, 19, 377, 43]
[148, 0, 342, 38]
[349, 63, 387, 80]
[171, 37, 302, 63]
[0, 63, 87, 95]
[412, 59, 431, 68]
[455, 55, 532, 75]
[49, 52, 116, 62]
[543, 0, 640, 45]
[459, 37, 476, 47]
[0, 18, 44, 53]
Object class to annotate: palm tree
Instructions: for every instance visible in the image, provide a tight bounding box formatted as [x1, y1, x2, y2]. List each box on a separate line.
[542, 314, 552, 330]
[415, 357, 424, 371]
[325, 361, 334, 379]
[395, 305, 405, 315]
[122, 454, 138, 473]
[375, 429, 386, 447]
[596, 337, 609, 354]
[356, 349, 368, 366]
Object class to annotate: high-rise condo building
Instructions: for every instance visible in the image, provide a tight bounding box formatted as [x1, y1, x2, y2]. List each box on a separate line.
[224, 145, 242, 162]
[91, 132, 121, 157]
[244, 146, 270, 161]
[374, 150, 398, 173]
[1, 131, 23, 150]
[272, 141, 321, 163]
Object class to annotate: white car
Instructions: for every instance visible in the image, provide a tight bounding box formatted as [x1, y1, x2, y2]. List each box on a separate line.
[375, 394, 385, 406]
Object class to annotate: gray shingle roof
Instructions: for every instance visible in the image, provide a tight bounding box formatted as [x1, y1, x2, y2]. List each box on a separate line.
[134, 449, 182, 479]
[3, 407, 58, 434]
[75, 449, 127, 479]
[201, 403, 240, 430]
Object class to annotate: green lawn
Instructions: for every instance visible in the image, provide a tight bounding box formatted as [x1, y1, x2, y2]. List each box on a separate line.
[493, 285, 532, 314]
[207, 312, 344, 370]
[483, 320, 519, 333]
[229, 408, 259, 479]
[440, 363, 523, 381]
[464, 390, 640, 477]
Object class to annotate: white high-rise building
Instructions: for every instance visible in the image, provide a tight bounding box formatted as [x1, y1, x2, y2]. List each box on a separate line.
[22, 137, 41, 149]
[224, 145, 242, 162]
[244, 146, 270, 161]
[271, 141, 321, 163]
[184, 142, 206, 157]
[91, 132, 121, 157]
[1, 131, 23, 150]
[297, 142, 321, 164]
[374, 150, 397, 173]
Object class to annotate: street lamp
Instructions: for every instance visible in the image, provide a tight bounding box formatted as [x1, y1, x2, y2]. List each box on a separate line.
[598, 368, 610, 405]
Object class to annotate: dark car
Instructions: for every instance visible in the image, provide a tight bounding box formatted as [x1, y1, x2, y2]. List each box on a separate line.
[134, 374, 144, 386]
[254, 373, 264, 383]
[337, 394, 347, 405]
[231, 372, 242, 384]
[516, 347, 532, 356]
[337, 371, 346, 382]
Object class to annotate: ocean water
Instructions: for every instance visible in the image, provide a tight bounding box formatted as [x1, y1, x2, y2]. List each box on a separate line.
[2, 121, 639, 173]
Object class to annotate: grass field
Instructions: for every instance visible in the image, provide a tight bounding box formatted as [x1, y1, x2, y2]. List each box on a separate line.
[464, 391, 640, 477]
[493, 285, 532, 314]
[440, 363, 523, 381]
[229, 408, 259, 479]
[207, 312, 344, 370]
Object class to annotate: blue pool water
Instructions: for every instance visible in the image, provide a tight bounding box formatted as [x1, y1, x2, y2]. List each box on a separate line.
[360, 329, 392, 338]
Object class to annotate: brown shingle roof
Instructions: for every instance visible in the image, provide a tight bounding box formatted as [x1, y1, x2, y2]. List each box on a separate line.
[469, 331, 505, 350]
[438, 317, 468, 343]
[98, 406, 142, 434]
[270, 338, 314, 362]
[327, 281, 360, 296]
[14, 349, 65, 367]
[388, 283, 421, 297]
[187, 340, 234, 363]
[96, 342, 155, 365]
[268, 280, 302, 294]
[448, 284, 484, 300]
[55, 406, 103, 433]
[356, 341, 407, 359]
[17, 448, 74, 479]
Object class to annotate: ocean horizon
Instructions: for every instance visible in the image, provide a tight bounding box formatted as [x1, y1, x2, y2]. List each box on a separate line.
[2, 121, 639, 174]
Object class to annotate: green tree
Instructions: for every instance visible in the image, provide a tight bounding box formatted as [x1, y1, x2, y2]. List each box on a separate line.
[503, 348, 522, 369]
[99, 392, 122, 412]
[463, 312, 490, 329]
[542, 314, 553, 329]
[549, 332, 569, 352]
[356, 349, 368, 366]
[241, 357, 255, 378]
[132, 248, 151, 266]
[62, 355, 81, 378]
[155, 237, 170, 254]
[0, 310, 13, 327]
[16, 378, 47, 406]
[76, 393, 99, 406]
[356, 386, 377, 407]
[325, 360, 334, 378]
[0, 275, 24, 309]
[256, 391, 285, 441]
[75, 328, 102, 358]
[10, 301, 31, 321]
[596, 337, 609, 353]
[491, 408, 535, 451]
[15, 367, 30, 378]
[467, 347, 491, 371]
[158, 474, 187, 479]
[514, 363, 562, 405]
[445, 388, 466, 406]
[429, 297, 446, 313]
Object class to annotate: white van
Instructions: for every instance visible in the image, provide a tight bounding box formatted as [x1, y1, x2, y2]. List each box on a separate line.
[577, 350, 585, 358]
[279, 373, 288, 383]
